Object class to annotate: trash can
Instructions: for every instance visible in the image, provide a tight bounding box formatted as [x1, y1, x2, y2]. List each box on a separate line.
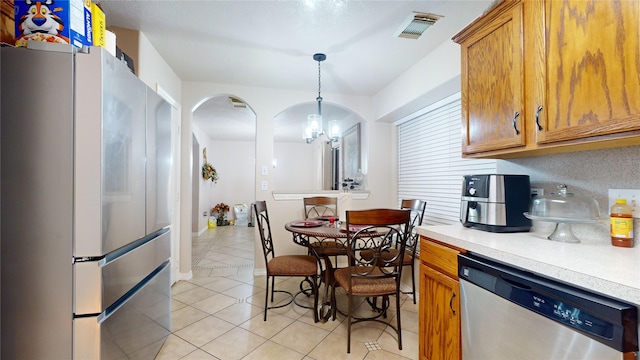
[234, 204, 248, 226]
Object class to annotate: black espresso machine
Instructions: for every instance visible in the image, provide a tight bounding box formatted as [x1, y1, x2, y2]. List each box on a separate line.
[460, 174, 532, 233]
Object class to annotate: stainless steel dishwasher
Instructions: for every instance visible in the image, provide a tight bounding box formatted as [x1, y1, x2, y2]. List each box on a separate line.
[458, 253, 638, 359]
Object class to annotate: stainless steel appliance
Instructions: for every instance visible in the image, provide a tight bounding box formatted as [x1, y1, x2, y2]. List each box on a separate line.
[460, 174, 532, 232]
[458, 254, 638, 359]
[1, 44, 172, 359]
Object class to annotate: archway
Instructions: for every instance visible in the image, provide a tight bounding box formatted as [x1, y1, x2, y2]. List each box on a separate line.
[191, 95, 257, 234]
[273, 101, 364, 191]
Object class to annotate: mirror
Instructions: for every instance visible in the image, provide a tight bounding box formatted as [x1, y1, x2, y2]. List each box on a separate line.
[273, 102, 363, 191]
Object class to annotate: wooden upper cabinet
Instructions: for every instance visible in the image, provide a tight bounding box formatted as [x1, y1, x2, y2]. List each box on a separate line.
[533, 0, 640, 144]
[455, 0, 640, 158]
[454, 0, 525, 155]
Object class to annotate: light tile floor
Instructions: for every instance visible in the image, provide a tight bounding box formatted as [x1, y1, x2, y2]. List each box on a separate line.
[156, 225, 419, 360]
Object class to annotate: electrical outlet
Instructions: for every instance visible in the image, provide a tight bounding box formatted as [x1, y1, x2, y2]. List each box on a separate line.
[261, 180, 268, 191]
[608, 189, 640, 218]
[531, 188, 544, 197]
[261, 165, 268, 176]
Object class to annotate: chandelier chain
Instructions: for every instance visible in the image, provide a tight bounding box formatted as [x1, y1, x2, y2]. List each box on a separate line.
[317, 57, 322, 115]
[304, 53, 337, 144]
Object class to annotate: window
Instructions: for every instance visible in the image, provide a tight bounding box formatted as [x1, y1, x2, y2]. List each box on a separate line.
[396, 93, 496, 226]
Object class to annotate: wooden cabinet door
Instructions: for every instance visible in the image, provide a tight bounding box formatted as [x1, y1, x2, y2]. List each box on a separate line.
[419, 264, 461, 360]
[457, 0, 525, 155]
[534, 0, 640, 144]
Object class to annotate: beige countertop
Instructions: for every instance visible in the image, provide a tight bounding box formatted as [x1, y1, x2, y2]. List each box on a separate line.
[417, 223, 640, 306]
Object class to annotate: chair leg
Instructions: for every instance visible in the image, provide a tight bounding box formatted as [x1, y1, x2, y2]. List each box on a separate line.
[270, 276, 275, 302]
[312, 274, 319, 323]
[410, 262, 417, 304]
[396, 293, 403, 350]
[330, 282, 337, 321]
[382, 295, 388, 318]
[347, 293, 352, 354]
[264, 275, 270, 321]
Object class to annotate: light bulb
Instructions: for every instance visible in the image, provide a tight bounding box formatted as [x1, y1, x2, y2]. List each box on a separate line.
[328, 120, 340, 139]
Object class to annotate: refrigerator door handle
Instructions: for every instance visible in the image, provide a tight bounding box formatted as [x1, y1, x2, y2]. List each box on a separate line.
[100, 227, 170, 267]
[97, 260, 170, 324]
[73, 256, 104, 264]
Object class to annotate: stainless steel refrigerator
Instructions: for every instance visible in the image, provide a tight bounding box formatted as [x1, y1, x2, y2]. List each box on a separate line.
[1, 44, 173, 359]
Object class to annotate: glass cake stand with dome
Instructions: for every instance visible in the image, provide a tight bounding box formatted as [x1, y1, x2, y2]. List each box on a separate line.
[524, 184, 602, 243]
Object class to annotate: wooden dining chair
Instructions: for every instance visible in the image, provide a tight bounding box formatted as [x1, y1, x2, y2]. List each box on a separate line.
[359, 199, 426, 304]
[253, 201, 319, 322]
[331, 208, 411, 353]
[303, 196, 345, 263]
[396, 199, 426, 303]
[303, 196, 338, 219]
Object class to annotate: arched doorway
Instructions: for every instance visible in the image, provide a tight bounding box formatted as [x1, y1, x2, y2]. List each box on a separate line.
[273, 101, 364, 191]
[191, 95, 256, 234]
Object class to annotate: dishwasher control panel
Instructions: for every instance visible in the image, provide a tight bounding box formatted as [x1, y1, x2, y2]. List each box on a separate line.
[530, 290, 611, 338]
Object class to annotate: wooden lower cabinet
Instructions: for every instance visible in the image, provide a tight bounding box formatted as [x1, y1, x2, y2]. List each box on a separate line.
[419, 237, 463, 360]
[419, 264, 461, 360]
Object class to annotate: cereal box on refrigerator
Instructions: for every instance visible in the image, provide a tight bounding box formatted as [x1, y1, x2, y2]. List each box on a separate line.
[14, 0, 92, 48]
[90, 2, 104, 47]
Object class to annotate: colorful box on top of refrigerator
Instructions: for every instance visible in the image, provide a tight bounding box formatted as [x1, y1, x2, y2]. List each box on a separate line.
[90, 2, 104, 47]
[14, 0, 92, 48]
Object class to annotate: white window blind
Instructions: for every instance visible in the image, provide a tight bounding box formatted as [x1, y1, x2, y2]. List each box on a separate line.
[397, 93, 497, 226]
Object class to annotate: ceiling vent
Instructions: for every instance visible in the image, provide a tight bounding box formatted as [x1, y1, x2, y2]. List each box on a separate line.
[229, 96, 247, 109]
[394, 12, 443, 39]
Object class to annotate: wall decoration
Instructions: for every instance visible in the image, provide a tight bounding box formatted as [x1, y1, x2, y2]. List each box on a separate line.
[201, 147, 218, 183]
[341, 123, 361, 185]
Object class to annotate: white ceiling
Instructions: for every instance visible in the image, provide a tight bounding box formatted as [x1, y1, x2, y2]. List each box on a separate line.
[98, 0, 495, 141]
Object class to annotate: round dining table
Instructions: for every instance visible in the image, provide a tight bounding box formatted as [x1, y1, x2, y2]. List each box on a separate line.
[284, 219, 386, 322]
[285, 219, 346, 243]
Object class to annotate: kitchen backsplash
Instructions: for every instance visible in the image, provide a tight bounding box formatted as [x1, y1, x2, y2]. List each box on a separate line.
[497, 145, 640, 244]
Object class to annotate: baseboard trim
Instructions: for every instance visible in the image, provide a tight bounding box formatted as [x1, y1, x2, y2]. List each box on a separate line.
[176, 270, 193, 281]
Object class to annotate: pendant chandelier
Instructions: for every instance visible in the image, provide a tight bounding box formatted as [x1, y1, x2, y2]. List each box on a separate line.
[303, 53, 340, 144]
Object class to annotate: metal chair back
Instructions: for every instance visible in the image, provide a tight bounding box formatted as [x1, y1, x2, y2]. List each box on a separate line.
[345, 209, 411, 279]
[253, 200, 275, 263]
[401, 199, 427, 257]
[303, 196, 338, 219]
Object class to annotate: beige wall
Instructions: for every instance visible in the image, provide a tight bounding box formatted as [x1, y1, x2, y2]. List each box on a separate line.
[373, 40, 463, 123]
[273, 142, 316, 191]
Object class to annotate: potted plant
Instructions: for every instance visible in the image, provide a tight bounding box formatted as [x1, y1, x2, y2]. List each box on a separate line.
[212, 203, 230, 226]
